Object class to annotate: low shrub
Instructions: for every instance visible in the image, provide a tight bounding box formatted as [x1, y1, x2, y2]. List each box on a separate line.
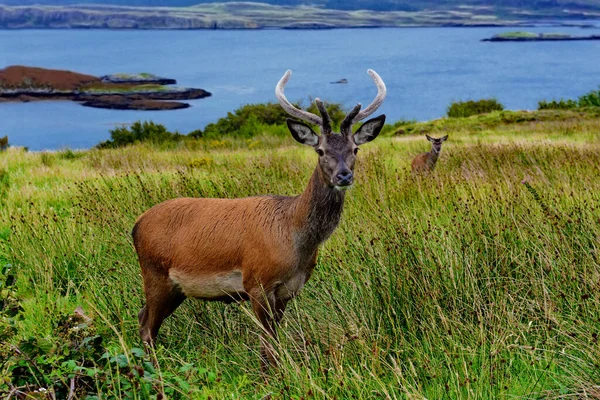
[538, 99, 578, 110]
[200, 101, 346, 139]
[97, 121, 184, 149]
[539, 87, 600, 110]
[200, 102, 291, 139]
[578, 87, 600, 107]
[447, 99, 504, 118]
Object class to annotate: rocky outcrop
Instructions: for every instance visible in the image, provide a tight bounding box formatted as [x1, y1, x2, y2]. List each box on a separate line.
[0, 66, 211, 111]
[77, 88, 211, 100]
[100, 74, 177, 85]
[78, 96, 190, 110]
[482, 33, 600, 42]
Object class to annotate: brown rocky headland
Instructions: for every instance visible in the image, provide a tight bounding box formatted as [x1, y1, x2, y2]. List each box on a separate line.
[0, 65, 211, 110]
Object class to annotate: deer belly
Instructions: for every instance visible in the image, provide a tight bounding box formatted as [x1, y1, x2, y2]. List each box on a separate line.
[169, 269, 246, 299]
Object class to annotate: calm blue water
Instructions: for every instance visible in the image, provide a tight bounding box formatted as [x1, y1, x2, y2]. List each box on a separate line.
[1, 26, 600, 150]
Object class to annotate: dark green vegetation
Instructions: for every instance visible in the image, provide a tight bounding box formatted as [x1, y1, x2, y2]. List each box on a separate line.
[539, 87, 600, 110]
[97, 121, 186, 149]
[2, 1, 600, 30]
[0, 136, 7, 151]
[98, 102, 346, 148]
[447, 99, 504, 118]
[1, 104, 600, 397]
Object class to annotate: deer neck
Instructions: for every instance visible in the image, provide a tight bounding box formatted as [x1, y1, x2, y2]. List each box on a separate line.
[291, 165, 346, 250]
[427, 147, 440, 167]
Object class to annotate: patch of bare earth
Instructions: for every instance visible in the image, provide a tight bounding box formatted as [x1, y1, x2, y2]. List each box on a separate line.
[0, 65, 100, 90]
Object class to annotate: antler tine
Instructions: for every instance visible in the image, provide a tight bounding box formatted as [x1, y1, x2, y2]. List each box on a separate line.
[275, 70, 322, 126]
[340, 103, 362, 135]
[315, 98, 332, 134]
[352, 69, 387, 124]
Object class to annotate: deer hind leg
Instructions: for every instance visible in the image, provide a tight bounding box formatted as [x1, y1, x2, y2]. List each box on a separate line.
[139, 268, 186, 347]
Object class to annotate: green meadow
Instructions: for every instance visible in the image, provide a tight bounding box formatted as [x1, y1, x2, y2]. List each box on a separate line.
[1, 109, 599, 398]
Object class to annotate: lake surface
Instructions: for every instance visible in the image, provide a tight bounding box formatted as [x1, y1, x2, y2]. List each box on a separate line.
[1, 26, 600, 150]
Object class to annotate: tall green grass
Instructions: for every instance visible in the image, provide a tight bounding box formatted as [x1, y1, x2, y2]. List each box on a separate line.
[1, 115, 599, 398]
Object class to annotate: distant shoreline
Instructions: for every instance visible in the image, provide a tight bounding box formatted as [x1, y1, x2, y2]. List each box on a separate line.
[1, 3, 599, 30]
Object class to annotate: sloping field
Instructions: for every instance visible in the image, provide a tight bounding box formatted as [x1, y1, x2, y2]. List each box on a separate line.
[0, 111, 599, 398]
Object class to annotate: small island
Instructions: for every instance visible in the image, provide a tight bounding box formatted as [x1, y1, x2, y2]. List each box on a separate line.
[0, 66, 211, 111]
[482, 31, 600, 42]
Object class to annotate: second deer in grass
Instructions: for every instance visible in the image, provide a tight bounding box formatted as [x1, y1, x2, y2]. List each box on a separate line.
[411, 134, 448, 173]
[133, 69, 387, 371]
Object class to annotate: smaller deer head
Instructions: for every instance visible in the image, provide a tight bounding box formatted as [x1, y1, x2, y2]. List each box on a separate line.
[276, 70, 386, 190]
[426, 134, 448, 154]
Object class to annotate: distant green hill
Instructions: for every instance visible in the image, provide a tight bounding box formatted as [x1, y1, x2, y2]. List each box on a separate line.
[1, 0, 599, 13]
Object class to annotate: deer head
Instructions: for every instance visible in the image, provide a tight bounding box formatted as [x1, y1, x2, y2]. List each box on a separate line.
[276, 70, 386, 190]
[426, 134, 448, 154]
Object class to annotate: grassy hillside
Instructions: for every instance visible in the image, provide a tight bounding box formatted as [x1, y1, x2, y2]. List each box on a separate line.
[1, 110, 599, 398]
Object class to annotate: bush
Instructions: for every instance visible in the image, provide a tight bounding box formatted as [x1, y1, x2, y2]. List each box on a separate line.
[97, 121, 184, 149]
[200, 102, 290, 139]
[538, 99, 578, 110]
[538, 87, 600, 110]
[200, 101, 346, 139]
[578, 87, 600, 107]
[447, 99, 504, 118]
[0, 136, 7, 151]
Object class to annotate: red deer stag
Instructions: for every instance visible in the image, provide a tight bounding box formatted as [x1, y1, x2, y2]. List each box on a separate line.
[133, 69, 387, 370]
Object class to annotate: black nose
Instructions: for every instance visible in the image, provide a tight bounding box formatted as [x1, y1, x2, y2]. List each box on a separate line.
[336, 170, 353, 185]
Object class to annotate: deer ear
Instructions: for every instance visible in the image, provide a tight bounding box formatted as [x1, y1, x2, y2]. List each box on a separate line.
[353, 115, 385, 146]
[441, 135, 448, 142]
[426, 135, 434, 142]
[286, 119, 319, 146]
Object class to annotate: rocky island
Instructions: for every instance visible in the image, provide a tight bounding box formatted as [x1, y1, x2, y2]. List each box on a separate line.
[0, 66, 211, 111]
[482, 31, 600, 42]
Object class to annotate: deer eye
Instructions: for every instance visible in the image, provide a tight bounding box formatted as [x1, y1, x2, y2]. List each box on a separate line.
[353, 148, 359, 155]
[316, 149, 324, 156]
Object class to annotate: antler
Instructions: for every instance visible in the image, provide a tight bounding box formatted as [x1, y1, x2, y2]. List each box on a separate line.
[340, 103, 362, 135]
[275, 70, 322, 126]
[315, 98, 332, 134]
[351, 69, 386, 124]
